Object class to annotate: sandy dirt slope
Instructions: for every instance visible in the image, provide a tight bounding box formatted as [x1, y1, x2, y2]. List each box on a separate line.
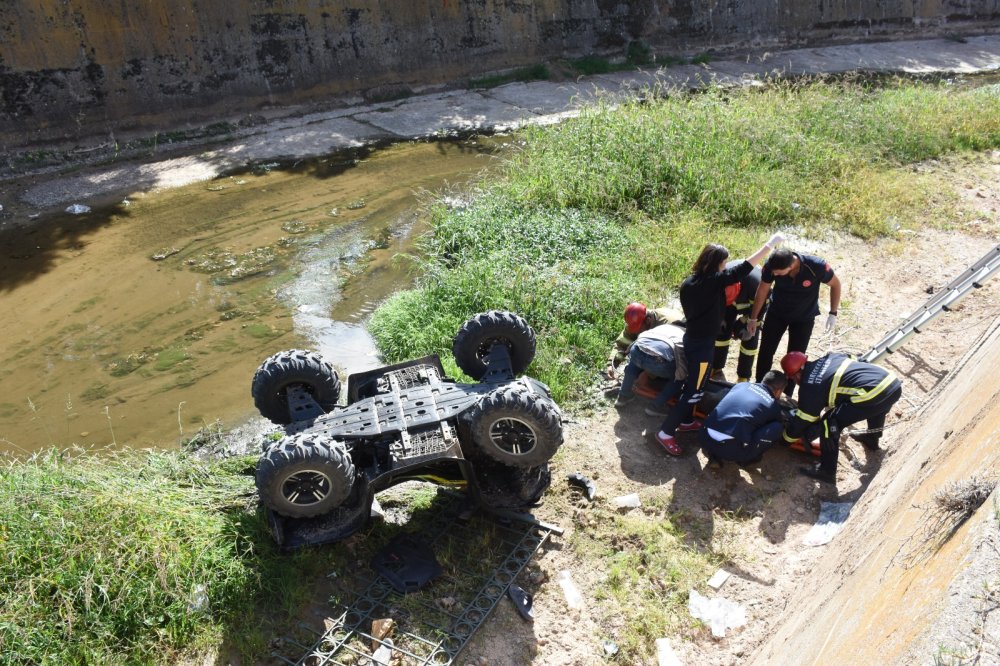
[457, 153, 1000, 666]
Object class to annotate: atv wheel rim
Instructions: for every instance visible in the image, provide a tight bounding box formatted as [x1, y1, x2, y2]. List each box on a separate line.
[477, 337, 512, 360]
[281, 469, 333, 507]
[489, 417, 537, 455]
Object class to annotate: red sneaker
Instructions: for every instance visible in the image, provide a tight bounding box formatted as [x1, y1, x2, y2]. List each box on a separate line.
[655, 431, 683, 456]
[677, 420, 703, 432]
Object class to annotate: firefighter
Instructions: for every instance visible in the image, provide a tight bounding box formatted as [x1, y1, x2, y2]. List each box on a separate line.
[606, 302, 685, 405]
[699, 370, 788, 468]
[655, 232, 785, 456]
[712, 262, 764, 383]
[746, 248, 841, 395]
[780, 351, 902, 483]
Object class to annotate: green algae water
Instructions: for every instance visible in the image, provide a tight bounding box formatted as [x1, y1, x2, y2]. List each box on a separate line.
[0, 138, 506, 453]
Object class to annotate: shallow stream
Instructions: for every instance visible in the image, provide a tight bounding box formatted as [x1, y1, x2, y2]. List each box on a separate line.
[0, 138, 506, 454]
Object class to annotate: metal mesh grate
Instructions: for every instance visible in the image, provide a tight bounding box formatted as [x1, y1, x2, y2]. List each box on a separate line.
[272, 495, 559, 665]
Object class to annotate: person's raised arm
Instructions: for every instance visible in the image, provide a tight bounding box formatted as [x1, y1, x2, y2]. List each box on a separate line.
[745, 232, 785, 268]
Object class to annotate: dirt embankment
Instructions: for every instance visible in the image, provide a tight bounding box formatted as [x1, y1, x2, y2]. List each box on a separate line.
[459, 154, 1000, 666]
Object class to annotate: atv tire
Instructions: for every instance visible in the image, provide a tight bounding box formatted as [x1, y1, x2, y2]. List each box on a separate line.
[468, 385, 562, 467]
[256, 432, 355, 518]
[453, 311, 536, 380]
[251, 349, 340, 425]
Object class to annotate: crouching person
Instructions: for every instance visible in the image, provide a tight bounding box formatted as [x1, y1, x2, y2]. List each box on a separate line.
[618, 322, 687, 413]
[699, 370, 787, 468]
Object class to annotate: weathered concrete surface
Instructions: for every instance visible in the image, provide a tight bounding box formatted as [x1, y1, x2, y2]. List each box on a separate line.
[1, 1, 999, 149]
[8, 34, 1000, 212]
[749, 318, 1000, 665]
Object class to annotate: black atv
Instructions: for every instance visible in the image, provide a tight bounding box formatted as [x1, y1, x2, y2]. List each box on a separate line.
[249, 311, 563, 548]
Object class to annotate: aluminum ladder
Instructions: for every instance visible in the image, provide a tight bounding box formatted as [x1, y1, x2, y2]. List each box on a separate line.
[860, 243, 1000, 363]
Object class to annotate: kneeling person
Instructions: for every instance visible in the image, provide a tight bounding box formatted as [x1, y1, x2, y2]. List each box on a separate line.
[618, 322, 687, 411]
[699, 371, 787, 466]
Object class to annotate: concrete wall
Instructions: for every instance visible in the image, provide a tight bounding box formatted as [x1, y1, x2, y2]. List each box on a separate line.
[1, 1, 998, 149]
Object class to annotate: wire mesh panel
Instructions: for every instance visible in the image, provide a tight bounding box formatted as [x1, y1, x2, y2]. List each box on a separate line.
[273, 494, 560, 666]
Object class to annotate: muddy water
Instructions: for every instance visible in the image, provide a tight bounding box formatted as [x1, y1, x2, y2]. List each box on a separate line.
[0, 138, 506, 454]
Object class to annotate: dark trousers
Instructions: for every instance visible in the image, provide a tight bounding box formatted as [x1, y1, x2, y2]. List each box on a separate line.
[817, 382, 903, 472]
[699, 421, 784, 464]
[659, 334, 715, 436]
[714, 319, 760, 380]
[755, 313, 816, 395]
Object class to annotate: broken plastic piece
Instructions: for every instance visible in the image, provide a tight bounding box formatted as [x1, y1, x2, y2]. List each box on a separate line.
[802, 501, 853, 546]
[688, 588, 746, 637]
[602, 639, 619, 656]
[507, 583, 534, 621]
[371, 534, 442, 593]
[706, 569, 731, 590]
[566, 472, 597, 501]
[655, 637, 682, 666]
[612, 493, 641, 509]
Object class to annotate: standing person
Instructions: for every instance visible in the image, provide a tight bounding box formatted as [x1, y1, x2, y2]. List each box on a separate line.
[746, 248, 841, 394]
[606, 303, 684, 406]
[699, 370, 788, 467]
[617, 322, 687, 413]
[655, 233, 785, 457]
[712, 262, 764, 383]
[780, 351, 902, 483]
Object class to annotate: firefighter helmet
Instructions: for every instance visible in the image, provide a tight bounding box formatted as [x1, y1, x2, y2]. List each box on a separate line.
[780, 351, 808, 378]
[624, 302, 648, 334]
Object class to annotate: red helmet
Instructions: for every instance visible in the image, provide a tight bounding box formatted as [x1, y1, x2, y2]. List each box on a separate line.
[780, 351, 808, 378]
[624, 302, 648, 334]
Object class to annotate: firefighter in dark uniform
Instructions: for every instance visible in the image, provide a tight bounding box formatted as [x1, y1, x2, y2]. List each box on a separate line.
[699, 370, 788, 467]
[712, 262, 765, 383]
[747, 248, 841, 395]
[780, 351, 903, 483]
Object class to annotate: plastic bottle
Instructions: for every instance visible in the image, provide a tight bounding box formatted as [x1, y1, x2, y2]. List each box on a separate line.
[557, 569, 583, 609]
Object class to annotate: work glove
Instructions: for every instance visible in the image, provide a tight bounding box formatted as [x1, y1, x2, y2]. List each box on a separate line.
[825, 313, 837, 333]
[766, 232, 786, 248]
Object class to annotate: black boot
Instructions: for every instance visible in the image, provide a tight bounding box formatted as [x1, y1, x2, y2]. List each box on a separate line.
[850, 432, 880, 450]
[799, 462, 836, 483]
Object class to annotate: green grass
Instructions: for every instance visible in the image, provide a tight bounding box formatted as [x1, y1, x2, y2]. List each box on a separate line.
[0, 448, 345, 665]
[369, 79, 1000, 405]
[469, 64, 550, 89]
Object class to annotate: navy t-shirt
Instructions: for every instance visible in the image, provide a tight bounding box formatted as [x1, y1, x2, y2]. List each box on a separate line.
[761, 253, 835, 321]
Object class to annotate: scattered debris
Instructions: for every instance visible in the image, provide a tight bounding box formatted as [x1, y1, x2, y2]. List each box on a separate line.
[566, 472, 597, 500]
[706, 569, 731, 590]
[557, 569, 583, 609]
[65, 203, 91, 214]
[150, 247, 180, 261]
[370, 617, 395, 650]
[371, 535, 442, 593]
[507, 583, 534, 621]
[611, 492, 641, 510]
[655, 637, 683, 666]
[601, 639, 619, 656]
[802, 501, 854, 546]
[688, 588, 746, 638]
[436, 596, 459, 611]
[371, 637, 393, 665]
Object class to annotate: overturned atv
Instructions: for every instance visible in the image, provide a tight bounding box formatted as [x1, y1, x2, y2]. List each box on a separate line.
[250, 311, 563, 548]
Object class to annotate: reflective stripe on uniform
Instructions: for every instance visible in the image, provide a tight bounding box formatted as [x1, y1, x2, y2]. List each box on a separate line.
[782, 430, 799, 443]
[793, 408, 820, 423]
[715, 339, 730, 348]
[827, 358, 853, 408]
[739, 343, 758, 356]
[849, 372, 898, 403]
